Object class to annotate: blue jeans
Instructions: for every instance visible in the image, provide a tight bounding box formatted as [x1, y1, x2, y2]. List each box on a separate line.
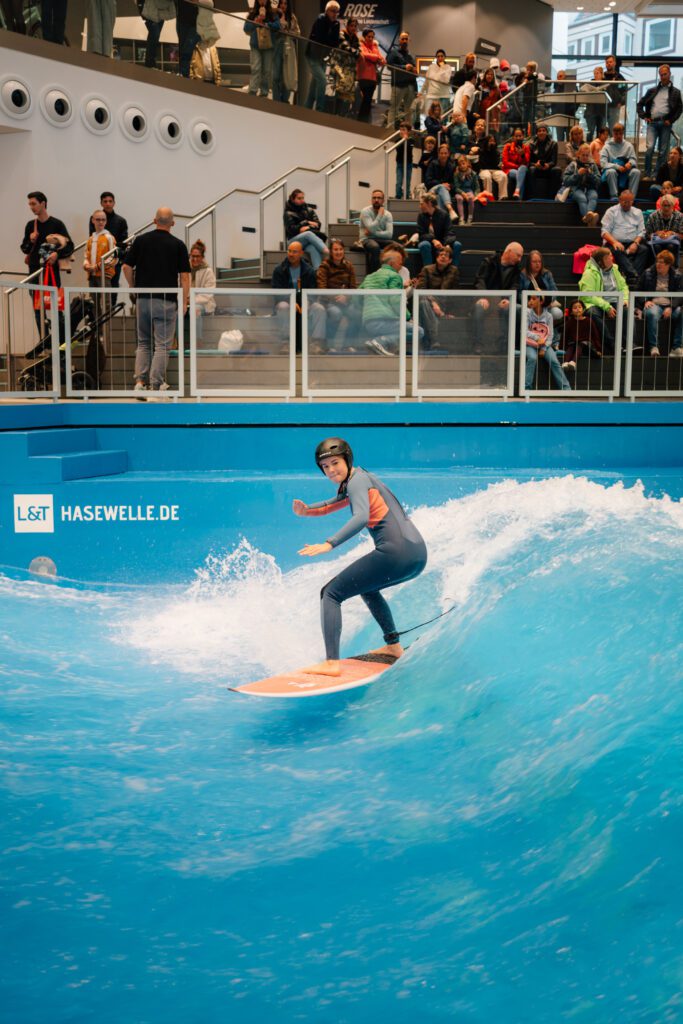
[571, 187, 598, 217]
[508, 165, 528, 196]
[395, 162, 413, 200]
[525, 344, 571, 391]
[432, 184, 453, 213]
[295, 231, 328, 271]
[305, 56, 327, 110]
[135, 297, 178, 389]
[645, 120, 672, 177]
[644, 304, 682, 351]
[418, 239, 462, 268]
[325, 301, 362, 350]
[364, 316, 423, 352]
[602, 166, 641, 200]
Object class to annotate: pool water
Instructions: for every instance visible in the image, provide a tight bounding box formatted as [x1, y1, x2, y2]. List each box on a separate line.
[1, 473, 683, 1023]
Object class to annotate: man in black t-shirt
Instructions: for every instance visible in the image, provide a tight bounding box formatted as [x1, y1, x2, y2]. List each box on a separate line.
[20, 190, 74, 342]
[123, 208, 190, 397]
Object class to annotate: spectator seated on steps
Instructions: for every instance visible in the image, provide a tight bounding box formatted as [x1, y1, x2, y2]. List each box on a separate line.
[271, 240, 326, 353]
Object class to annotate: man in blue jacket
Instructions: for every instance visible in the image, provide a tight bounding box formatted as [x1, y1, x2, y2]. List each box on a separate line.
[637, 65, 683, 180]
[271, 241, 326, 351]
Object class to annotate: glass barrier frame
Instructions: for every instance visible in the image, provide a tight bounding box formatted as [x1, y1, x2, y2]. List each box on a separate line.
[624, 292, 683, 400]
[0, 278, 62, 401]
[411, 290, 517, 399]
[62, 286, 184, 400]
[189, 287, 296, 399]
[519, 289, 624, 400]
[301, 289, 407, 399]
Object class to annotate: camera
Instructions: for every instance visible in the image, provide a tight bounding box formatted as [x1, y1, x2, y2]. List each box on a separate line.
[38, 241, 59, 264]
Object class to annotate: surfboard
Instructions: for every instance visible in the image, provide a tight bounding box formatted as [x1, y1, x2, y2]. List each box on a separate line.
[230, 652, 399, 698]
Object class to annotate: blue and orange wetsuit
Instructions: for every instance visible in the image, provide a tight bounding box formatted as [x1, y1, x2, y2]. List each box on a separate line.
[303, 467, 427, 660]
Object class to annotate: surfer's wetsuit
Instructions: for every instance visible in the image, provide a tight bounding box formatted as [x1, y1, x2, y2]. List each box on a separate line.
[303, 467, 427, 660]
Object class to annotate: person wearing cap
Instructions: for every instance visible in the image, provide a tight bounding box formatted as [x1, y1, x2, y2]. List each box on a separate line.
[294, 438, 427, 677]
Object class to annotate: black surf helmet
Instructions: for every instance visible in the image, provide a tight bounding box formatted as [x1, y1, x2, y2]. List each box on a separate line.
[315, 437, 353, 474]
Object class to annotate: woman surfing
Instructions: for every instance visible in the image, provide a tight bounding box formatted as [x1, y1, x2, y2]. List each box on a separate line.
[294, 438, 427, 677]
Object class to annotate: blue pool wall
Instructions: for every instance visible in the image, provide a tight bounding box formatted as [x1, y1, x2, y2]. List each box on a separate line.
[1, 402, 682, 583]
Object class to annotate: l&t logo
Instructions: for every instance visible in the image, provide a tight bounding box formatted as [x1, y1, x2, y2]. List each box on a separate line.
[13, 494, 55, 534]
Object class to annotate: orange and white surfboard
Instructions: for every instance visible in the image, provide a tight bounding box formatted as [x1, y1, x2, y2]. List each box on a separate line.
[230, 652, 398, 698]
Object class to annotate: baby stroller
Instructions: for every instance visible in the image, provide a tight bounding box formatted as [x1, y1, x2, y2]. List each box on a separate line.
[18, 294, 124, 392]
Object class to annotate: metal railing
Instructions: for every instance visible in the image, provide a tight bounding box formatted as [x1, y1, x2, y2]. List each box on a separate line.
[412, 290, 516, 398]
[0, 277, 61, 400]
[519, 290, 624, 400]
[625, 292, 683, 400]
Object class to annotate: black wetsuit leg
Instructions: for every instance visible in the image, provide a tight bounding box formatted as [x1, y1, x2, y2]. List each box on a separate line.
[320, 540, 427, 660]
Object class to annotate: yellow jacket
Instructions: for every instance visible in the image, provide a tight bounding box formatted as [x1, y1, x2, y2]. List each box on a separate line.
[190, 46, 222, 86]
[84, 229, 117, 279]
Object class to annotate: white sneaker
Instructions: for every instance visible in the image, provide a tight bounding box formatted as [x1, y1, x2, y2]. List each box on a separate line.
[365, 338, 396, 357]
[448, 209, 458, 221]
[651, 347, 661, 357]
[670, 348, 683, 358]
[147, 382, 172, 402]
[562, 360, 576, 370]
[133, 381, 148, 401]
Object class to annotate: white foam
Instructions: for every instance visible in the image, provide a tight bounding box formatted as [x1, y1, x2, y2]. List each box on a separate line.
[115, 476, 682, 682]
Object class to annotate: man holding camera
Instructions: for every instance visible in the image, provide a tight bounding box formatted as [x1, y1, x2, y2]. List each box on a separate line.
[20, 191, 74, 341]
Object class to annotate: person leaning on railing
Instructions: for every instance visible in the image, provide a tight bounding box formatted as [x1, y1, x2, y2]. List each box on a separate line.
[270, 0, 300, 103]
[356, 28, 385, 124]
[634, 250, 683, 358]
[243, 0, 281, 99]
[578, 246, 628, 356]
[328, 16, 359, 116]
[304, 0, 340, 112]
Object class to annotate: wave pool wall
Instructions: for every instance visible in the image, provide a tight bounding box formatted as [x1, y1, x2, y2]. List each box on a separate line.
[1, 402, 682, 583]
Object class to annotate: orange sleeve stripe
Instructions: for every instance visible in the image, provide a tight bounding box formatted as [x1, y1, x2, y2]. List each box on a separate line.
[367, 488, 389, 528]
[305, 498, 350, 517]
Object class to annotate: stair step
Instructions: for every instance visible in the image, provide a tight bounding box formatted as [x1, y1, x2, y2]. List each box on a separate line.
[25, 428, 100, 456]
[28, 449, 128, 482]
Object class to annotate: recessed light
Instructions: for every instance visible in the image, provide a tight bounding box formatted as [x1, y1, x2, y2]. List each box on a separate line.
[576, 5, 584, 8]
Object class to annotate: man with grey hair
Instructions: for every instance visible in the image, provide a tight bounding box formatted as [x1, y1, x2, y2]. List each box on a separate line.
[472, 242, 524, 381]
[644, 194, 683, 264]
[123, 207, 191, 399]
[304, 1, 340, 111]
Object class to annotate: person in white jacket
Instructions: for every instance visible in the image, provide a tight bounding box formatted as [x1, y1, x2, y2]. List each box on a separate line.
[421, 50, 452, 107]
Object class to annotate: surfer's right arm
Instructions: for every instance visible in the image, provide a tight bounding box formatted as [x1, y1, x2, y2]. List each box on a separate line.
[292, 496, 350, 517]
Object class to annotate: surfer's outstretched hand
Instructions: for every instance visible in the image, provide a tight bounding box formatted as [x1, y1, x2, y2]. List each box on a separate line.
[299, 542, 332, 557]
[292, 499, 308, 516]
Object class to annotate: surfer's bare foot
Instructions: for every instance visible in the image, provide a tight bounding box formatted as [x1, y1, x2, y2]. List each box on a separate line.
[302, 660, 341, 677]
[370, 643, 404, 659]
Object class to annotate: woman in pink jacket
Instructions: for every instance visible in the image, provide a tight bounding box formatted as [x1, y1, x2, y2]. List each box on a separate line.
[502, 127, 531, 199]
[357, 28, 385, 123]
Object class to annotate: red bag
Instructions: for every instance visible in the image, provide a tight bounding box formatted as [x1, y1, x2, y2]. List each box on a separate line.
[33, 262, 64, 312]
[572, 243, 598, 276]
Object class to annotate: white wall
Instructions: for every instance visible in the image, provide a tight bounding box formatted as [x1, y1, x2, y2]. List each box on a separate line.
[0, 43, 388, 274]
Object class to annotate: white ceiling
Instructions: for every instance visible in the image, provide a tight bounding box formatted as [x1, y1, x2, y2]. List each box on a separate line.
[541, 0, 682, 13]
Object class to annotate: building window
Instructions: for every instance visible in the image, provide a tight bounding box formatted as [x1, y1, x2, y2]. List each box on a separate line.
[623, 32, 633, 56]
[599, 32, 611, 54]
[568, 42, 577, 56]
[582, 38, 595, 55]
[646, 19, 673, 53]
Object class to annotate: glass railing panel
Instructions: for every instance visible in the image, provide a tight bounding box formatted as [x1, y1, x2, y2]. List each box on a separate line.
[0, 278, 62, 399]
[411, 290, 515, 397]
[302, 289, 406, 397]
[625, 292, 683, 399]
[189, 287, 295, 398]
